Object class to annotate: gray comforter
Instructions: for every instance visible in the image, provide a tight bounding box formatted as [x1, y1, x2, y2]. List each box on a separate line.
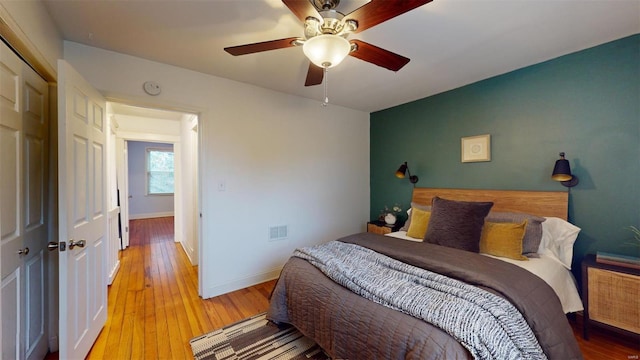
[267, 232, 583, 360]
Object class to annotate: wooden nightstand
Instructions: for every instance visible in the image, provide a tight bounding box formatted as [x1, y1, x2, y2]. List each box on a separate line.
[367, 220, 402, 235]
[581, 253, 640, 340]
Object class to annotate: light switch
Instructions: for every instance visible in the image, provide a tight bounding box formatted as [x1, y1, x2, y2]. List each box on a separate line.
[217, 181, 226, 192]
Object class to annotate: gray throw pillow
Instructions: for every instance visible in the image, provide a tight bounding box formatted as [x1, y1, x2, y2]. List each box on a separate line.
[486, 211, 546, 256]
[399, 203, 432, 231]
[423, 197, 493, 253]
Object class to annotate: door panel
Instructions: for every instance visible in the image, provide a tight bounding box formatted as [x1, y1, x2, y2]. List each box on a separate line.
[2, 40, 49, 360]
[70, 249, 88, 344]
[73, 136, 89, 225]
[58, 60, 108, 360]
[93, 142, 104, 218]
[92, 237, 106, 317]
[1, 270, 19, 359]
[1, 42, 23, 360]
[25, 251, 44, 357]
[25, 136, 44, 230]
[0, 133, 20, 266]
[22, 52, 49, 360]
[0, 127, 21, 277]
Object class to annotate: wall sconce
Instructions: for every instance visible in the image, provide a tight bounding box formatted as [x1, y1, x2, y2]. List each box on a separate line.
[552, 152, 579, 187]
[395, 161, 419, 185]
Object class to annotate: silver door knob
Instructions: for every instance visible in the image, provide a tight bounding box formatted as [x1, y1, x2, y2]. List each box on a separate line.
[68, 239, 86, 250]
[47, 242, 59, 251]
[17, 247, 29, 255]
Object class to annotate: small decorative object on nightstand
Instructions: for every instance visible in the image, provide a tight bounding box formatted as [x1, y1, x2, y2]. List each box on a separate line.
[384, 213, 397, 225]
[367, 220, 402, 235]
[380, 204, 403, 226]
[581, 253, 640, 340]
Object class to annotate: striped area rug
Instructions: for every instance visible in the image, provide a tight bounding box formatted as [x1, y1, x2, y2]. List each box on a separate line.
[189, 313, 330, 360]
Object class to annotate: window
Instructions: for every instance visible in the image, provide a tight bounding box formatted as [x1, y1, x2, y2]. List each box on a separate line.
[146, 148, 174, 195]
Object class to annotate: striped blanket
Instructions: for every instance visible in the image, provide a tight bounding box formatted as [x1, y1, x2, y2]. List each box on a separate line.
[294, 241, 547, 360]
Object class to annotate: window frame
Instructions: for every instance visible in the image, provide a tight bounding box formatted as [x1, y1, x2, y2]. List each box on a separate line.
[145, 147, 175, 196]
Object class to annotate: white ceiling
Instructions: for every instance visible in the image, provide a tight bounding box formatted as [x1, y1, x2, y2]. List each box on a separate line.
[43, 0, 639, 113]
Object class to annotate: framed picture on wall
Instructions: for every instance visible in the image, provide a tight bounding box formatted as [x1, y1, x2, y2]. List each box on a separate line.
[461, 134, 491, 163]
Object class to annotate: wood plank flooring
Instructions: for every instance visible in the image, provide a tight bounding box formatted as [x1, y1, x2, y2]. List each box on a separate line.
[86, 217, 275, 359]
[80, 216, 638, 359]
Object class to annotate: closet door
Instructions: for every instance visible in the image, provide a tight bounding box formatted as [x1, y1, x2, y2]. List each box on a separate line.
[1, 40, 49, 360]
[0, 36, 24, 360]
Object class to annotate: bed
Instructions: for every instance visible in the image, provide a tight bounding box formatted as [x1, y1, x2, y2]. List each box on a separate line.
[267, 188, 584, 359]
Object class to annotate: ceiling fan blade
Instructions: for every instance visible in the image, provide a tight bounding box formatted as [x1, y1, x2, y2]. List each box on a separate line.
[349, 40, 410, 71]
[224, 37, 300, 56]
[282, 0, 322, 23]
[345, 0, 433, 33]
[305, 62, 324, 86]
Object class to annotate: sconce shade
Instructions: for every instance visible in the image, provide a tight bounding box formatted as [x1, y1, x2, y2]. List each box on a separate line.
[395, 162, 408, 178]
[395, 161, 419, 184]
[303, 35, 351, 68]
[552, 152, 579, 187]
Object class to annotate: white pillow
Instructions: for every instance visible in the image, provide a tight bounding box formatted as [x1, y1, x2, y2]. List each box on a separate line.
[538, 217, 581, 269]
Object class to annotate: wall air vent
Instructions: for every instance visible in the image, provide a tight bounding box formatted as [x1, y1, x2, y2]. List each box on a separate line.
[269, 225, 288, 241]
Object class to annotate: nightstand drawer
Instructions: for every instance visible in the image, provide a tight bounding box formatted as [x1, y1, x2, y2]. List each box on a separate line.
[367, 221, 401, 235]
[582, 253, 640, 340]
[587, 267, 640, 334]
[367, 223, 392, 235]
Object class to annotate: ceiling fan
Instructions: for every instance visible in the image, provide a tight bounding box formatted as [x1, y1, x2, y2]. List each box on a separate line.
[224, 0, 433, 87]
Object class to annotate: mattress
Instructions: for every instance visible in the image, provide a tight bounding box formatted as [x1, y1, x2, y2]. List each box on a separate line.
[385, 230, 583, 313]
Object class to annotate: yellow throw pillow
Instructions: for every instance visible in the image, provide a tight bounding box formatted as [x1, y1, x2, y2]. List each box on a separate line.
[406, 207, 431, 239]
[480, 221, 529, 261]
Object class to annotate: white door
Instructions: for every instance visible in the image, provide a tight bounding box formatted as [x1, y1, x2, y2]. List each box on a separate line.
[121, 141, 130, 248]
[1, 41, 49, 360]
[57, 60, 108, 359]
[191, 124, 199, 264]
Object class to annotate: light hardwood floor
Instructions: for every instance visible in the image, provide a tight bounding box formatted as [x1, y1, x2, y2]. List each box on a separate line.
[86, 217, 275, 359]
[68, 217, 637, 359]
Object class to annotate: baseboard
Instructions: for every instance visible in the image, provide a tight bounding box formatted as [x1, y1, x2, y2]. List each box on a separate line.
[108, 259, 120, 285]
[48, 335, 59, 353]
[202, 268, 281, 299]
[179, 240, 197, 265]
[129, 212, 174, 220]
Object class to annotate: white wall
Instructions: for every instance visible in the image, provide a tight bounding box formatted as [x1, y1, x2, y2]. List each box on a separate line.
[114, 114, 182, 138]
[127, 141, 175, 219]
[179, 115, 199, 264]
[64, 41, 371, 297]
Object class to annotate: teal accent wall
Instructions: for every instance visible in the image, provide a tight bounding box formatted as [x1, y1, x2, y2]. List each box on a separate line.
[370, 34, 639, 271]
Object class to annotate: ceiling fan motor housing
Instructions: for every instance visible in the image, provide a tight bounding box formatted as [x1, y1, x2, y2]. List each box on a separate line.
[304, 10, 357, 40]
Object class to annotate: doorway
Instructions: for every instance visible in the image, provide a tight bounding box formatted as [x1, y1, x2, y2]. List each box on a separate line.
[108, 103, 200, 276]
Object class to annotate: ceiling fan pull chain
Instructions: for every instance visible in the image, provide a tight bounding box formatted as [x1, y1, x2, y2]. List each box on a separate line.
[322, 67, 329, 107]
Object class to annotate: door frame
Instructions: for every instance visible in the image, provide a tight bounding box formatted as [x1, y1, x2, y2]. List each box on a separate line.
[115, 134, 180, 242]
[110, 103, 201, 270]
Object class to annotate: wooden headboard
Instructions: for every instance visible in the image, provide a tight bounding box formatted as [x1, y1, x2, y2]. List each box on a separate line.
[411, 188, 568, 220]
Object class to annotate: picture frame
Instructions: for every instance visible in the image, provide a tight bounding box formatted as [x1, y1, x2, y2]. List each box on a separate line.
[461, 134, 491, 163]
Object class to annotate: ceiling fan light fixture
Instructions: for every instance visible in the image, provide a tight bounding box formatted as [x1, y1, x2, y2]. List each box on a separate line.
[303, 34, 350, 68]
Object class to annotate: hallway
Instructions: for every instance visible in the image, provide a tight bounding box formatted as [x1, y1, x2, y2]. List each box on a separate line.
[86, 217, 275, 359]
